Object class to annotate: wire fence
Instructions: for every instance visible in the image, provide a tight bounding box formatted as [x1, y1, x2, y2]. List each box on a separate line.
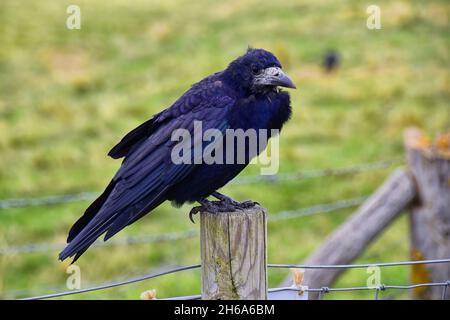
[0, 196, 367, 255]
[233, 159, 399, 184]
[15, 258, 450, 300]
[1, 157, 422, 300]
[0, 229, 199, 255]
[0, 160, 375, 257]
[0, 159, 399, 210]
[271, 281, 450, 300]
[267, 258, 450, 269]
[20, 264, 201, 300]
[0, 192, 98, 210]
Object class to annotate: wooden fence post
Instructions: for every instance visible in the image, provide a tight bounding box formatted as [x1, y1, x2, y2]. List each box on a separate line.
[405, 128, 450, 300]
[200, 205, 268, 300]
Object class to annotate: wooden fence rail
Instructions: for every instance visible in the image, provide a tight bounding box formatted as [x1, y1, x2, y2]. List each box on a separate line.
[278, 128, 450, 300]
[280, 168, 416, 298]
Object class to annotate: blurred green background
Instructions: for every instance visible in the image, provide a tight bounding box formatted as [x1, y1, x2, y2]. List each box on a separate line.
[0, 0, 448, 299]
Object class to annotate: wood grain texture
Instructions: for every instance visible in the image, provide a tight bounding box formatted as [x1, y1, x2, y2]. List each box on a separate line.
[406, 128, 450, 299]
[200, 205, 267, 300]
[280, 169, 416, 298]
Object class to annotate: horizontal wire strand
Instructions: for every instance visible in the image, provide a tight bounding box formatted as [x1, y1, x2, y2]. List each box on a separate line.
[267, 258, 450, 269]
[20, 264, 201, 300]
[0, 196, 366, 255]
[0, 159, 400, 210]
[17, 259, 450, 300]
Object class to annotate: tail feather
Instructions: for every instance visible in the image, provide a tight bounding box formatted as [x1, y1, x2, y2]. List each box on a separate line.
[59, 211, 120, 262]
[103, 193, 166, 241]
[67, 179, 116, 242]
[59, 186, 167, 262]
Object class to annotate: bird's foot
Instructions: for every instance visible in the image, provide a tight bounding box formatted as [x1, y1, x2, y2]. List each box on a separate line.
[189, 193, 259, 223]
[212, 191, 259, 210]
[189, 198, 224, 223]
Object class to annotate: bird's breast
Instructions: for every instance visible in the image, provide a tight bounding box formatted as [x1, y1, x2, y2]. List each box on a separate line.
[228, 92, 291, 132]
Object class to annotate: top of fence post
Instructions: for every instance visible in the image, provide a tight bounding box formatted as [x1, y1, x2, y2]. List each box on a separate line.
[200, 204, 268, 300]
[405, 128, 450, 300]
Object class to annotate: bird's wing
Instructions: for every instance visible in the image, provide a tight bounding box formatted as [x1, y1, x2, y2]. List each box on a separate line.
[107, 117, 161, 159]
[109, 93, 233, 219]
[60, 86, 234, 261]
[108, 78, 225, 159]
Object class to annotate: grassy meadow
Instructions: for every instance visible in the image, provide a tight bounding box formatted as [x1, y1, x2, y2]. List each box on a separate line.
[0, 0, 449, 299]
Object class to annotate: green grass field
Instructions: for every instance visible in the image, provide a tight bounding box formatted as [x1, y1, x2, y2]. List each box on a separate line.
[0, 0, 448, 299]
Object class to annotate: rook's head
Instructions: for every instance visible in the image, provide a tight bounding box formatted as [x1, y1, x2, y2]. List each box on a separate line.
[226, 48, 296, 94]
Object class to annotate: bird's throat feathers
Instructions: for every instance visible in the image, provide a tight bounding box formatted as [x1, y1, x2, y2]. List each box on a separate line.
[229, 90, 292, 132]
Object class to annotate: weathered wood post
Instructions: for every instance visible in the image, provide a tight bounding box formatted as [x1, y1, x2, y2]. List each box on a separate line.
[200, 205, 268, 300]
[405, 128, 450, 300]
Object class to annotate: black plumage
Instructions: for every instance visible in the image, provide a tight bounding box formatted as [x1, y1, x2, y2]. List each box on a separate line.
[59, 48, 295, 262]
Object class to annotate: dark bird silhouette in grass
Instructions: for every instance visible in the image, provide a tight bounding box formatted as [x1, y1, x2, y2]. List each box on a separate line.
[322, 50, 340, 73]
[59, 48, 296, 262]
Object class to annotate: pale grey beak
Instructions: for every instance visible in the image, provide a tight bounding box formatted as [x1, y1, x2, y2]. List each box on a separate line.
[254, 67, 296, 89]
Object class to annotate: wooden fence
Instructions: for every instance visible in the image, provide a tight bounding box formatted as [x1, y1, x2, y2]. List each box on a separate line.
[8, 127, 449, 300]
[199, 128, 450, 300]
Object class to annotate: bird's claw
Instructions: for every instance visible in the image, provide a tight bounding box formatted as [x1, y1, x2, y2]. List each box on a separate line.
[211, 191, 259, 210]
[189, 197, 259, 223]
[188, 201, 227, 223]
[238, 200, 259, 209]
[189, 206, 202, 223]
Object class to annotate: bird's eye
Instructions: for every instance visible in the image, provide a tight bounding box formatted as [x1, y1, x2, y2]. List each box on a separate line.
[251, 65, 259, 74]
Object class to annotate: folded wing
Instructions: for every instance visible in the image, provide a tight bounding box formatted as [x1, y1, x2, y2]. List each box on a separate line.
[59, 83, 234, 262]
